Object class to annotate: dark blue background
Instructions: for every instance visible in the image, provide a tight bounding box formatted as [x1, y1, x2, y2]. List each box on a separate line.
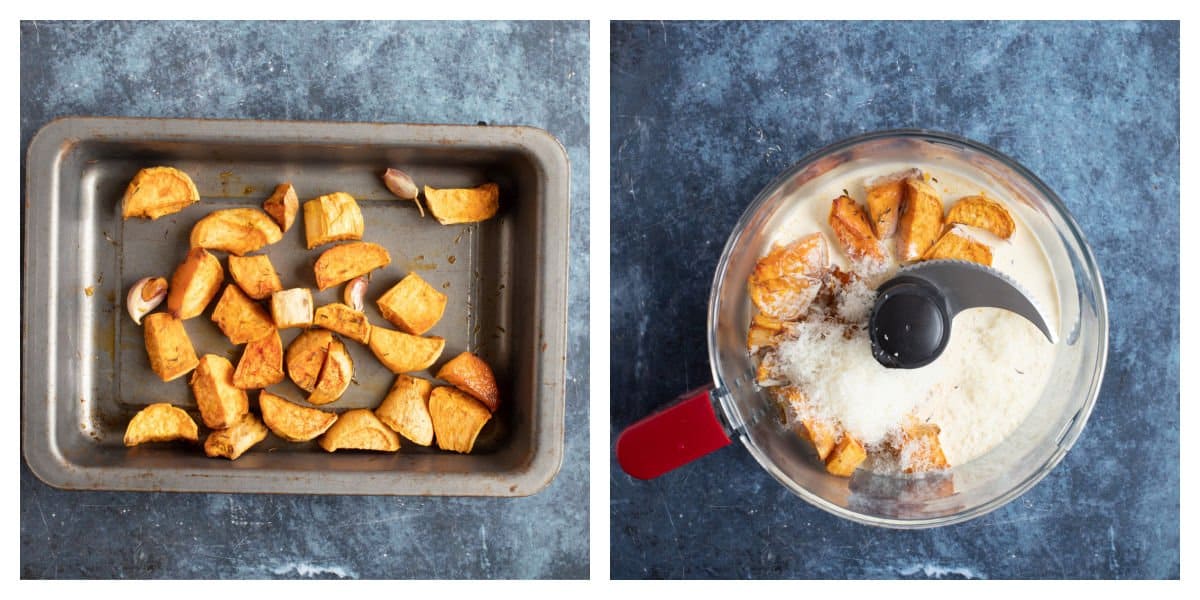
[610, 20, 1178, 579]
[21, 20, 589, 579]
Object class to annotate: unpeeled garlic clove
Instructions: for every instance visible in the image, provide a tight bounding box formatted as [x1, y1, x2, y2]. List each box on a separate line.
[344, 276, 367, 312]
[382, 168, 426, 217]
[127, 276, 168, 325]
[383, 168, 419, 200]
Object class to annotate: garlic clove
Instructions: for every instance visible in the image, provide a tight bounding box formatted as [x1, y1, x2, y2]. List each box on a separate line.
[128, 276, 168, 325]
[383, 168, 419, 200]
[382, 168, 426, 217]
[344, 276, 368, 312]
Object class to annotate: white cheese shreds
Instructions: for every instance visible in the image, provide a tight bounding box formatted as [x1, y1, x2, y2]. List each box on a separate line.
[835, 277, 877, 323]
[772, 306, 1053, 469]
[774, 322, 947, 446]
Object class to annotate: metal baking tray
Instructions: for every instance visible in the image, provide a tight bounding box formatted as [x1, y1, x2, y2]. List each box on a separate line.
[22, 117, 569, 496]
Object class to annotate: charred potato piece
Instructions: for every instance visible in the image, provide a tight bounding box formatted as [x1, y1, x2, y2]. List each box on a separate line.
[896, 177, 945, 262]
[190, 208, 283, 256]
[864, 168, 921, 239]
[286, 329, 334, 392]
[233, 329, 285, 389]
[121, 166, 199, 220]
[429, 386, 491, 454]
[259, 391, 338, 442]
[211, 284, 275, 345]
[376, 272, 448, 335]
[829, 194, 886, 265]
[143, 312, 200, 382]
[308, 339, 353, 406]
[923, 227, 993, 266]
[423, 182, 499, 225]
[166, 247, 224, 320]
[270, 288, 314, 329]
[190, 354, 249, 430]
[313, 242, 392, 291]
[124, 403, 199, 446]
[899, 420, 950, 473]
[435, 352, 499, 412]
[303, 192, 364, 249]
[228, 254, 283, 300]
[317, 409, 400, 452]
[825, 434, 867, 477]
[204, 413, 268, 460]
[375, 374, 435, 446]
[945, 195, 1015, 239]
[313, 302, 371, 344]
[368, 326, 445, 374]
[262, 183, 299, 233]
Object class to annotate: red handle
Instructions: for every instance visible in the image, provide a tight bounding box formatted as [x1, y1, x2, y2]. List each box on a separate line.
[616, 385, 733, 480]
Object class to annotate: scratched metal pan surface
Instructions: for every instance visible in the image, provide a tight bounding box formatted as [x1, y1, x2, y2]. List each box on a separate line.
[23, 117, 569, 496]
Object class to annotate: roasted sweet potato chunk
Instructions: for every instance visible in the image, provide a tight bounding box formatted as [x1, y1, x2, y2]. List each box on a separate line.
[829, 194, 887, 266]
[945, 195, 1015, 239]
[262, 183, 299, 233]
[376, 374, 435, 446]
[825, 434, 867, 477]
[143, 312, 200, 382]
[166, 247, 224, 320]
[923, 226, 993, 266]
[368, 326, 445, 374]
[190, 354, 249, 430]
[228, 254, 283, 300]
[864, 168, 921, 239]
[318, 409, 400, 452]
[190, 208, 283, 256]
[435, 352, 499, 412]
[376, 272, 447, 335]
[304, 192, 364, 249]
[747, 311, 786, 351]
[259, 390, 337, 442]
[204, 413, 268, 460]
[270, 288, 314, 329]
[121, 166, 199, 220]
[286, 329, 334, 392]
[773, 386, 838, 461]
[233, 330, 284, 389]
[429, 386, 491, 453]
[896, 177, 944, 262]
[124, 403, 199, 446]
[313, 302, 371, 344]
[748, 276, 820, 322]
[423, 183, 499, 225]
[313, 242, 392, 291]
[211, 284, 275, 345]
[747, 232, 828, 321]
[899, 420, 950, 473]
[753, 232, 828, 281]
[308, 339, 353, 406]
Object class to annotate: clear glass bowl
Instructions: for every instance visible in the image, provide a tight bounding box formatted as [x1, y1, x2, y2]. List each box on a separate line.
[707, 130, 1108, 528]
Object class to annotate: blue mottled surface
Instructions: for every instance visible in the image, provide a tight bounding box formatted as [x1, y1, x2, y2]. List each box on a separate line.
[21, 20, 589, 579]
[610, 21, 1178, 579]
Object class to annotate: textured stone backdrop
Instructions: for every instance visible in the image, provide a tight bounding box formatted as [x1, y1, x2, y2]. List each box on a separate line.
[610, 20, 1178, 579]
[21, 20, 589, 579]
